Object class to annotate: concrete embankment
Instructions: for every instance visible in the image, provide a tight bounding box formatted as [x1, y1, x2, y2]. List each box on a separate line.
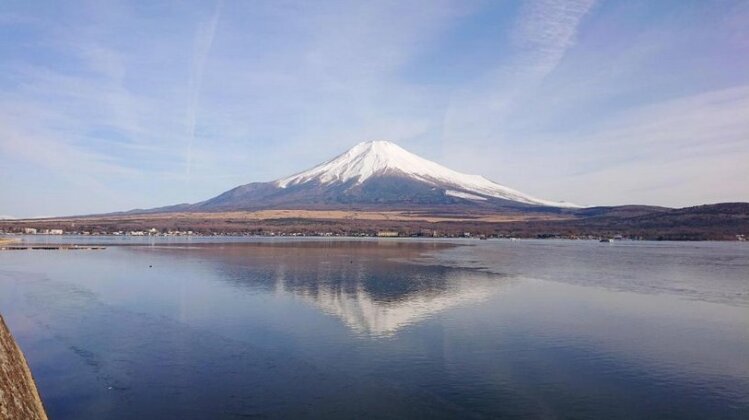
[0, 315, 47, 419]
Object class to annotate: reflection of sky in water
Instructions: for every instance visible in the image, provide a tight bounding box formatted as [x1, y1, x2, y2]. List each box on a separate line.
[430, 239, 749, 307]
[193, 243, 504, 337]
[0, 240, 747, 419]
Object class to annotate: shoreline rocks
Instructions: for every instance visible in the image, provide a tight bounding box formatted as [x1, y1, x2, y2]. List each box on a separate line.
[0, 315, 47, 420]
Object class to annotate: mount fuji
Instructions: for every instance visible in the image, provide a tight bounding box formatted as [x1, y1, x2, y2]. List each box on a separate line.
[152, 141, 578, 213]
[9, 140, 746, 240]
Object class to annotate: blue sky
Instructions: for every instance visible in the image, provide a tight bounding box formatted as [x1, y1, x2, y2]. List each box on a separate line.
[1, 0, 747, 217]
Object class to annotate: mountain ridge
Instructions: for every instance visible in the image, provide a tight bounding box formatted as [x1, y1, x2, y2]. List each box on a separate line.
[144, 140, 578, 214]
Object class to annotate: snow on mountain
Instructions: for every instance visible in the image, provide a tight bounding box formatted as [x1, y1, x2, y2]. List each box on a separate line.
[276, 140, 577, 208]
[445, 190, 487, 201]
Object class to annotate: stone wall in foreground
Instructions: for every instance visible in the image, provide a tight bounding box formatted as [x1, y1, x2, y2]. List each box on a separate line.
[0, 315, 46, 420]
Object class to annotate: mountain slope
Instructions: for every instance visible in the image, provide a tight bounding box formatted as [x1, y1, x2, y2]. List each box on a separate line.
[274, 141, 576, 207]
[164, 141, 578, 213]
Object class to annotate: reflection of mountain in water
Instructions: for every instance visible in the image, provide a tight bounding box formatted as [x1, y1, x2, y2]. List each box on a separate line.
[179, 242, 504, 336]
[275, 265, 499, 336]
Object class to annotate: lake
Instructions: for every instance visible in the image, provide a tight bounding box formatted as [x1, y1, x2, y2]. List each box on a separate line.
[1, 238, 747, 418]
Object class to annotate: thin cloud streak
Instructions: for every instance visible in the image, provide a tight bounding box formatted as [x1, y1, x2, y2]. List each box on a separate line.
[186, 0, 223, 179]
[442, 0, 597, 150]
[0, 0, 746, 216]
[513, 0, 597, 80]
[492, 85, 749, 207]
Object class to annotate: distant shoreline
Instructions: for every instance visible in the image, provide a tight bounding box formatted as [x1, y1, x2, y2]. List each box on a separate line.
[1, 203, 748, 241]
[1, 234, 747, 246]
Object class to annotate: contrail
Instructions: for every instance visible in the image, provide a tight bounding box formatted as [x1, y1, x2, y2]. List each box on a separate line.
[186, 0, 223, 179]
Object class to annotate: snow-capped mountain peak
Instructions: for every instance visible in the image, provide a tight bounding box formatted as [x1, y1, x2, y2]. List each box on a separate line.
[276, 140, 434, 187]
[275, 140, 578, 208]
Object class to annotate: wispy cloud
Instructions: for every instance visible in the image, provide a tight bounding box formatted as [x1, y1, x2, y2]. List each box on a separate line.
[185, 0, 223, 179]
[484, 85, 749, 207]
[0, 0, 746, 216]
[442, 0, 597, 150]
[513, 0, 597, 80]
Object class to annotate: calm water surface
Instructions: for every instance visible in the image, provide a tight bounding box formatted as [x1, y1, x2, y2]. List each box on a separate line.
[0, 238, 747, 419]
